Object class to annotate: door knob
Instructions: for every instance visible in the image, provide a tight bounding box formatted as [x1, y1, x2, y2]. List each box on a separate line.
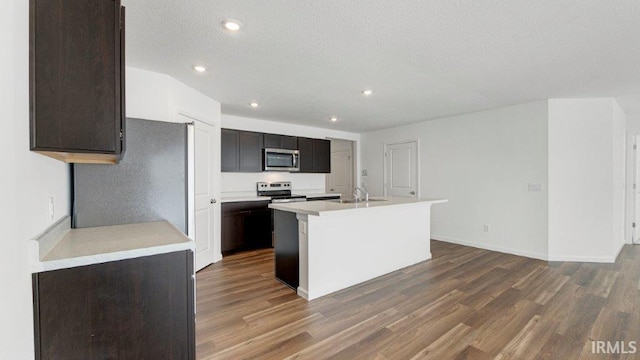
[210, 199, 216, 204]
[410, 191, 415, 195]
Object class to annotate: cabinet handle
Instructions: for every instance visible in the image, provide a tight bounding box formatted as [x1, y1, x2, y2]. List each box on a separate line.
[409, 191, 415, 195]
[330, 188, 334, 191]
[211, 199, 217, 204]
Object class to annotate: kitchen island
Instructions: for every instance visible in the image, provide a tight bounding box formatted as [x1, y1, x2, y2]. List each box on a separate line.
[269, 196, 447, 300]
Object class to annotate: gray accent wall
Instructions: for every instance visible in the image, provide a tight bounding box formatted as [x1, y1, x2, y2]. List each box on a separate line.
[73, 118, 187, 232]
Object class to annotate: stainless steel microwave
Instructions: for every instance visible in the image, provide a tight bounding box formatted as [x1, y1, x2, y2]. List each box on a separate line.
[263, 148, 300, 172]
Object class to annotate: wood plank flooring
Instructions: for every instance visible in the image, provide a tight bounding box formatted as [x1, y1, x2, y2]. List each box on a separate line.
[195, 241, 640, 359]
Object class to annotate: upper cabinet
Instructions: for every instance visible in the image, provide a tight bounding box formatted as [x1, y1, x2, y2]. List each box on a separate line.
[263, 133, 298, 150]
[221, 129, 263, 172]
[298, 137, 331, 173]
[221, 129, 330, 173]
[239, 131, 264, 172]
[221, 129, 239, 172]
[30, 0, 126, 164]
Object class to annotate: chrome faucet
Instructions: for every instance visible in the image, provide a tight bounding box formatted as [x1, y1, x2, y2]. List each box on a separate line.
[353, 186, 369, 202]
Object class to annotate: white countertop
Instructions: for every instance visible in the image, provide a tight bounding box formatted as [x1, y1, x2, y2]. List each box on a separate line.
[31, 217, 194, 272]
[221, 195, 271, 203]
[269, 196, 447, 216]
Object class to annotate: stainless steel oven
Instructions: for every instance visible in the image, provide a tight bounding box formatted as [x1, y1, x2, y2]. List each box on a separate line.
[263, 148, 300, 172]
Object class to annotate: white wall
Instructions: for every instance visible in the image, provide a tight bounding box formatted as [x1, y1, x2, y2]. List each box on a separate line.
[548, 98, 625, 262]
[1, 1, 71, 358]
[361, 101, 550, 259]
[127, 67, 221, 126]
[221, 115, 360, 194]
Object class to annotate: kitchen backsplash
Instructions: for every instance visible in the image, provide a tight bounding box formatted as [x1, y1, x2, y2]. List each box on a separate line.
[221, 172, 326, 195]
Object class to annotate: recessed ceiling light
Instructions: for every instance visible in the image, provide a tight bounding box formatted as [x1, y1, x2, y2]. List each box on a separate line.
[250, 102, 259, 108]
[330, 117, 338, 122]
[222, 19, 242, 31]
[362, 89, 373, 96]
[192, 65, 207, 73]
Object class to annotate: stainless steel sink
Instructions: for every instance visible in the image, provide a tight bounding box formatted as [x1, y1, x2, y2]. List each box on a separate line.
[329, 198, 388, 204]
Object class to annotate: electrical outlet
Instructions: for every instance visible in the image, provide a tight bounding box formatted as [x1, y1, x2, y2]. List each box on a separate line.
[48, 196, 55, 221]
[483, 224, 490, 232]
[361, 169, 368, 176]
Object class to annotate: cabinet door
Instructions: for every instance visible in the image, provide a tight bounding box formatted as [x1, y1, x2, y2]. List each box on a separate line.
[313, 139, 331, 173]
[30, 0, 124, 163]
[239, 131, 264, 172]
[297, 137, 314, 173]
[246, 209, 272, 249]
[221, 129, 239, 172]
[222, 211, 245, 253]
[281, 136, 298, 150]
[263, 133, 281, 148]
[33, 251, 195, 360]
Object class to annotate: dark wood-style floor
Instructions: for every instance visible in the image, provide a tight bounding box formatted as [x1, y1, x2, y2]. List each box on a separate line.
[195, 241, 640, 359]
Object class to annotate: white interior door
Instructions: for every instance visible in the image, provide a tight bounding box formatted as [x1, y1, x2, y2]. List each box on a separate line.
[327, 150, 353, 198]
[193, 120, 217, 271]
[384, 140, 418, 197]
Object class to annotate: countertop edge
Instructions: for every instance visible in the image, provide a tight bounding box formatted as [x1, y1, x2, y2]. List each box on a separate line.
[32, 241, 194, 273]
[269, 198, 447, 216]
[221, 196, 271, 203]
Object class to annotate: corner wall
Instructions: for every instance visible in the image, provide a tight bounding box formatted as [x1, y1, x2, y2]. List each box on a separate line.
[548, 98, 626, 262]
[361, 101, 550, 259]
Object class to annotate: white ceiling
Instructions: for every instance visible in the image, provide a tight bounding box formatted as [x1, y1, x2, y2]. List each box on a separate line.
[122, 0, 640, 133]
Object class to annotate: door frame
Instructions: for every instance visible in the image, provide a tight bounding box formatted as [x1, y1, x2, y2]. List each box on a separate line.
[326, 138, 357, 195]
[176, 110, 222, 268]
[383, 139, 420, 197]
[631, 134, 640, 244]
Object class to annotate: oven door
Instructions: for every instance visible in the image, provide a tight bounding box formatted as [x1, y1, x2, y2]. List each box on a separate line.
[263, 148, 300, 172]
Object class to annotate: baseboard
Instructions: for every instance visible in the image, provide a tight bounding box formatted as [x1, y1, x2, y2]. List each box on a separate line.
[297, 287, 309, 300]
[547, 240, 625, 263]
[431, 235, 548, 261]
[432, 235, 625, 264]
[546, 254, 616, 263]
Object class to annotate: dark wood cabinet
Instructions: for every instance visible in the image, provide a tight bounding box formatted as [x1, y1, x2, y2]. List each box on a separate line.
[221, 129, 330, 173]
[30, 0, 125, 164]
[221, 129, 264, 172]
[264, 133, 298, 150]
[274, 210, 299, 289]
[306, 195, 341, 201]
[298, 137, 331, 173]
[32, 251, 195, 360]
[313, 138, 331, 173]
[298, 137, 314, 173]
[239, 131, 264, 172]
[222, 201, 272, 255]
[221, 129, 240, 172]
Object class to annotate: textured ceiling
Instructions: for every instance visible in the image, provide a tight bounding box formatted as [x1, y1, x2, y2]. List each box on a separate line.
[122, 0, 640, 133]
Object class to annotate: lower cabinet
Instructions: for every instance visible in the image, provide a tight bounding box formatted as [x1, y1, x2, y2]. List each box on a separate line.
[32, 251, 195, 360]
[222, 201, 272, 255]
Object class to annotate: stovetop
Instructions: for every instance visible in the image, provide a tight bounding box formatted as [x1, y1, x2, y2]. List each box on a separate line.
[256, 181, 305, 199]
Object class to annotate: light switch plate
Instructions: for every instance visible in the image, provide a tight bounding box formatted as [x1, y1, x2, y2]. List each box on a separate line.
[528, 183, 543, 192]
